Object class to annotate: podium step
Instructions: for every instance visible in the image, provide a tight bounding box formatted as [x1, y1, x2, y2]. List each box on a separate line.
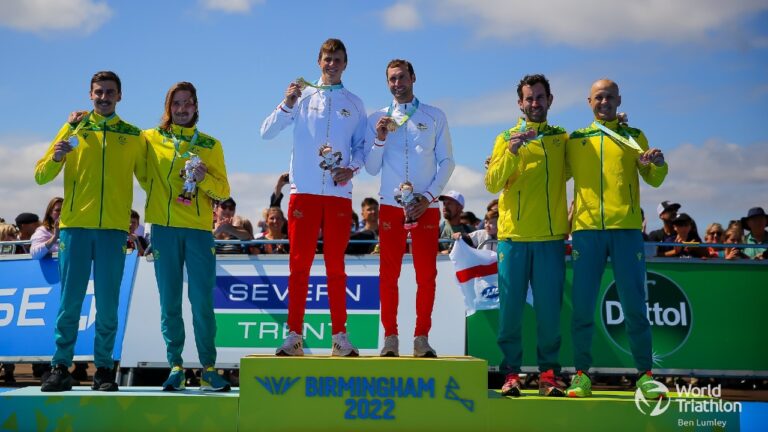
[0, 386, 239, 432]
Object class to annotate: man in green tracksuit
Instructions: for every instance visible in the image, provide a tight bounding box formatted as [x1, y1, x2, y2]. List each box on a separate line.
[36, 71, 147, 392]
[143, 82, 231, 392]
[485, 74, 568, 397]
[565, 79, 668, 400]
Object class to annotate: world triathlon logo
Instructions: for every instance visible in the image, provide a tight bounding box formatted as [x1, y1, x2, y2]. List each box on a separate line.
[600, 272, 693, 365]
[634, 380, 671, 416]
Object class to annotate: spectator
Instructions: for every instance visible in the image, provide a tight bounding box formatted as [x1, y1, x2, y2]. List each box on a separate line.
[703, 223, 724, 258]
[740, 207, 767, 260]
[254, 208, 289, 254]
[460, 211, 481, 230]
[347, 198, 378, 254]
[30, 197, 63, 260]
[214, 198, 251, 254]
[126, 210, 148, 256]
[0, 223, 18, 255]
[350, 212, 360, 233]
[438, 191, 474, 253]
[667, 213, 707, 258]
[269, 172, 290, 208]
[487, 199, 499, 214]
[453, 209, 498, 251]
[233, 216, 258, 255]
[720, 228, 750, 260]
[648, 201, 680, 257]
[13, 212, 40, 254]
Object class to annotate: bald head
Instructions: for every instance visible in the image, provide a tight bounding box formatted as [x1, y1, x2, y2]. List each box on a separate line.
[588, 79, 621, 121]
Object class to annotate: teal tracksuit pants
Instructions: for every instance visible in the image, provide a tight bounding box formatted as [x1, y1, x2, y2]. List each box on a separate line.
[497, 239, 565, 374]
[52, 228, 127, 369]
[571, 229, 652, 372]
[151, 225, 217, 368]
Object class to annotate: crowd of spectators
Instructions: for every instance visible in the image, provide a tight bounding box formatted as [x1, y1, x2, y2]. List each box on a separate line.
[1, 175, 766, 262]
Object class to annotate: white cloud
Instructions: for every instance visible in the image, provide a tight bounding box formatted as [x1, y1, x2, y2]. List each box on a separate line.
[426, 0, 768, 46]
[0, 0, 112, 34]
[201, 0, 264, 13]
[381, 2, 422, 30]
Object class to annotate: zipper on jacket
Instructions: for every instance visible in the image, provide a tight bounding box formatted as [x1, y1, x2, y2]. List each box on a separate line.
[541, 128, 554, 236]
[517, 191, 521, 221]
[629, 183, 635, 214]
[70, 180, 77, 212]
[599, 133, 605, 229]
[145, 179, 154, 210]
[165, 153, 177, 226]
[98, 123, 107, 227]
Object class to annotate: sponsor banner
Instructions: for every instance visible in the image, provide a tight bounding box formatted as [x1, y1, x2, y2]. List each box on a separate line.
[121, 256, 465, 367]
[468, 260, 768, 374]
[215, 275, 380, 310]
[0, 253, 138, 361]
[215, 313, 379, 349]
[239, 356, 487, 431]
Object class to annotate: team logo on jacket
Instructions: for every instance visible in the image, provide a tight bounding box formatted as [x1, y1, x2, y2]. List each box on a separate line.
[83, 132, 90, 139]
[339, 109, 351, 117]
[382, 221, 392, 231]
[417, 123, 427, 131]
[581, 139, 587, 146]
[118, 136, 127, 145]
[292, 209, 304, 219]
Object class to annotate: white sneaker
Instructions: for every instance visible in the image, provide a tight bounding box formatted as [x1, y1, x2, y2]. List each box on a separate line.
[413, 335, 437, 358]
[331, 332, 359, 357]
[380, 335, 399, 357]
[276, 331, 304, 356]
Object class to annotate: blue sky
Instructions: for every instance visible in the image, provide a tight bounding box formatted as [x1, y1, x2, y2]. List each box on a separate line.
[1, 0, 767, 232]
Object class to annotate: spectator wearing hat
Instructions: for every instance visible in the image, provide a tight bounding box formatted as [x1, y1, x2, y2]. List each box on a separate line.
[438, 191, 475, 253]
[667, 213, 707, 258]
[213, 198, 252, 254]
[741, 207, 767, 259]
[648, 201, 680, 257]
[13, 212, 40, 254]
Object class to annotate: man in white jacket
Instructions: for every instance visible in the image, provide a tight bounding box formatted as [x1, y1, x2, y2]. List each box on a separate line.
[365, 59, 455, 357]
[261, 38, 366, 357]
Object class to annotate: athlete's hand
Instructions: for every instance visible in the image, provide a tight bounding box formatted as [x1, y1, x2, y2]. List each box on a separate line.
[52, 141, 73, 162]
[640, 148, 665, 166]
[375, 116, 393, 141]
[406, 196, 429, 220]
[192, 162, 207, 182]
[284, 82, 302, 108]
[506, 130, 536, 155]
[332, 167, 353, 185]
[67, 111, 88, 125]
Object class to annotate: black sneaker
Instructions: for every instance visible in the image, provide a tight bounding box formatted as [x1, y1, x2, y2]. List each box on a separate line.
[92, 367, 119, 392]
[41, 364, 73, 392]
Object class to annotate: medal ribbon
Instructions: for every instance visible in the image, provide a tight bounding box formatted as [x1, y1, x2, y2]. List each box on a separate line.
[169, 128, 199, 158]
[386, 98, 420, 130]
[296, 77, 344, 91]
[593, 122, 643, 152]
[502, 118, 544, 144]
[65, 111, 92, 139]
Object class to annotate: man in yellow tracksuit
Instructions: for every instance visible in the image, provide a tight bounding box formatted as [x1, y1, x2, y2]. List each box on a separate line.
[565, 79, 668, 400]
[143, 82, 231, 392]
[485, 74, 568, 397]
[35, 71, 147, 392]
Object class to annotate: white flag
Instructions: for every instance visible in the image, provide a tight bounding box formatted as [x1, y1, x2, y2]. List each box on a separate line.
[449, 239, 499, 316]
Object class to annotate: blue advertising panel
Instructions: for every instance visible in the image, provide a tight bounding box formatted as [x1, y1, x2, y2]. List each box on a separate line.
[0, 252, 138, 361]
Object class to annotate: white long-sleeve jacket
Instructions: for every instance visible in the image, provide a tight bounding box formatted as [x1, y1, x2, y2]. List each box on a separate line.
[260, 82, 366, 199]
[364, 99, 455, 207]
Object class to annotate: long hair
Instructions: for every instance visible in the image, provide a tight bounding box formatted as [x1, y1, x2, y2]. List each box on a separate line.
[42, 197, 63, 231]
[160, 82, 199, 130]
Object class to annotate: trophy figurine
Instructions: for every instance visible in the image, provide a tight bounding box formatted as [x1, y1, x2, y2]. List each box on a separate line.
[394, 181, 422, 230]
[177, 155, 201, 205]
[318, 144, 345, 186]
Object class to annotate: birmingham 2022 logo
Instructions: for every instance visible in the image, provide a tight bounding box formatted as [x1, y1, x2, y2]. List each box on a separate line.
[601, 272, 693, 365]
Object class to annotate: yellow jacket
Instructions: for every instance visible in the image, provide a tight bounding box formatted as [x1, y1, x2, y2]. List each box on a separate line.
[485, 118, 569, 241]
[143, 125, 229, 231]
[566, 119, 668, 232]
[35, 112, 147, 232]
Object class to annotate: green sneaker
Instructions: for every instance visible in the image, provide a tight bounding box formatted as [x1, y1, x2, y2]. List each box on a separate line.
[163, 366, 185, 391]
[566, 370, 592, 398]
[201, 367, 231, 392]
[637, 371, 668, 400]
